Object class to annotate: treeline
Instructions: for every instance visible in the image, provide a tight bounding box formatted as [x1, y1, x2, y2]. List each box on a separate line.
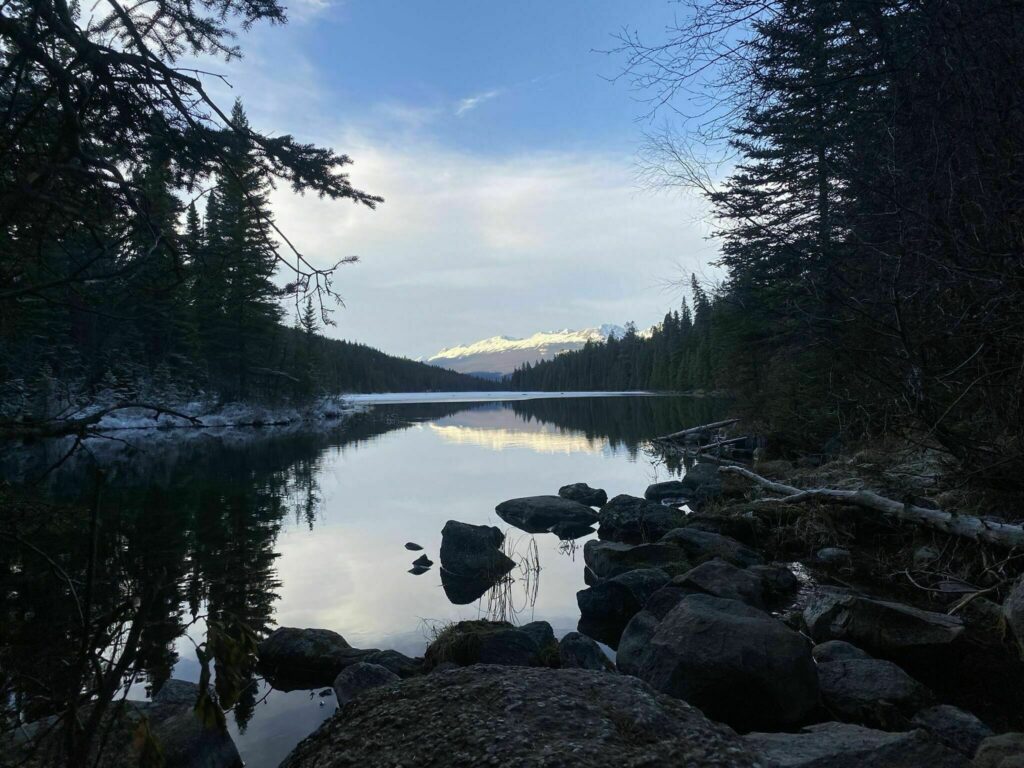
[0, 101, 486, 418]
[519, 0, 1024, 488]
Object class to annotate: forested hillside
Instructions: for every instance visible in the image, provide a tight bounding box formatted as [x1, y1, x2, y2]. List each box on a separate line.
[515, 0, 1024, 488]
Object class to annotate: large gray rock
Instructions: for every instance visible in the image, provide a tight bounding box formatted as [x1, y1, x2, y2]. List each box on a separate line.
[333, 663, 400, 706]
[280, 666, 759, 767]
[617, 609, 661, 676]
[630, 594, 819, 731]
[576, 568, 670, 626]
[1003, 577, 1024, 657]
[645, 479, 691, 502]
[518, 620, 556, 652]
[423, 620, 543, 669]
[673, 559, 767, 609]
[748, 564, 800, 602]
[583, 539, 691, 579]
[598, 494, 688, 544]
[910, 705, 992, 756]
[439, 520, 516, 580]
[558, 482, 608, 507]
[973, 732, 1024, 768]
[362, 649, 422, 678]
[558, 632, 612, 671]
[258, 627, 377, 688]
[804, 590, 965, 659]
[744, 722, 968, 768]
[812, 640, 871, 663]
[817, 658, 932, 728]
[659, 527, 764, 568]
[495, 495, 598, 534]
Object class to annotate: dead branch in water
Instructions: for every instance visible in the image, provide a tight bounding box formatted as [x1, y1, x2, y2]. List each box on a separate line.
[653, 418, 740, 442]
[720, 465, 1024, 550]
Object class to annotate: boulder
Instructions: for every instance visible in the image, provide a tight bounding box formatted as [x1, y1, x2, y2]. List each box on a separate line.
[631, 594, 819, 731]
[673, 559, 767, 609]
[748, 564, 801, 603]
[973, 733, 1024, 768]
[258, 627, 377, 688]
[598, 495, 688, 544]
[910, 705, 992, 756]
[558, 483, 608, 507]
[1003, 577, 1024, 657]
[519, 621, 556, 657]
[143, 681, 243, 768]
[616, 609, 661, 676]
[681, 462, 724, 503]
[494, 495, 598, 534]
[645, 480, 691, 502]
[332, 663, 400, 707]
[439, 520, 516, 580]
[558, 631, 612, 671]
[576, 568, 670, 626]
[812, 640, 871, 663]
[817, 658, 932, 728]
[804, 590, 965, 660]
[744, 722, 969, 768]
[583, 539, 691, 579]
[280, 666, 759, 768]
[362, 650, 422, 679]
[659, 527, 764, 568]
[423, 620, 542, 669]
[682, 512, 762, 546]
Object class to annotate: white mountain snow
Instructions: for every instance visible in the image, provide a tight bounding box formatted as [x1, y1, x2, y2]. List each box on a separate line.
[426, 324, 649, 377]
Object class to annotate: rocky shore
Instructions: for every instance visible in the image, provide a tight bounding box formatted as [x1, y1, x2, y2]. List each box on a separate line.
[254, 461, 1024, 767]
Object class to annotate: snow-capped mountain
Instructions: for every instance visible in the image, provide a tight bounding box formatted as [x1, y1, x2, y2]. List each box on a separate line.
[427, 324, 634, 377]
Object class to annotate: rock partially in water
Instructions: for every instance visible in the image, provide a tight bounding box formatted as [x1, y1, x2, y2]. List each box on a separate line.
[558, 631, 613, 671]
[629, 594, 819, 732]
[972, 732, 1024, 768]
[910, 705, 993, 756]
[258, 627, 377, 689]
[280, 666, 759, 768]
[412, 554, 433, 568]
[646, 463, 723, 505]
[659, 527, 764, 568]
[576, 567, 670, 627]
[583, 539, 691, 579]
[423, 620, 543, 669]
[812, 640, 872, 663]
[558, 482, 608, 507]
[817, 658, 932, 729]
[438, 520, 516, 580]
[744, 722, 969, 768]
[645, 479, 690, 502]
[598, 494, 688, 544]
[804, 589, 965, 659]
[333, 663, 400, 707]
[494, 495, 598, 534]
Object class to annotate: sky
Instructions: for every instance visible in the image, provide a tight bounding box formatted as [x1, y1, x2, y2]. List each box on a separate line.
[201, 0, 721, 359]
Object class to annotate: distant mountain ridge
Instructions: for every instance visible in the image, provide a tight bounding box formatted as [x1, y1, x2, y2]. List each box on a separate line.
[426, 324, 646, 377]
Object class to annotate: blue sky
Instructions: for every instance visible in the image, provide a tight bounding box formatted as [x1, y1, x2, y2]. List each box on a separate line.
[203, 0, 720, 358]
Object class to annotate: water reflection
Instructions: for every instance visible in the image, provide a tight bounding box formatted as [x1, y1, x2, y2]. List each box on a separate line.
[0, 394, 723, 767]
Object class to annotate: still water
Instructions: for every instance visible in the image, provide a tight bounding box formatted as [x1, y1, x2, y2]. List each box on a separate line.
[2, 394, 723, 767]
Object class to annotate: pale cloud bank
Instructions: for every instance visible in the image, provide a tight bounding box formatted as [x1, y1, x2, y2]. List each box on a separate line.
[455, 89, 503, 116]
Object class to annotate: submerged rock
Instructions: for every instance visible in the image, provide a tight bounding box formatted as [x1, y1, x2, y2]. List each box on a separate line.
[598, 494, 688, 544]
[558, 482, 608, 507]
[659, 527, 764, 568]
[258, 627, 377, 688]
[817, 658, 932, 729]
[280, 666, 759, 767]
[438, 520, 516, 580]
[333, 663, 400, 707]
[494, 495, 598, 534]
[910, 705, 992, 756]
[558, 631, 612, 671]
[628, 594, 819, 732]
[583, 539, 691, 579]
[744, 722, 968, 768]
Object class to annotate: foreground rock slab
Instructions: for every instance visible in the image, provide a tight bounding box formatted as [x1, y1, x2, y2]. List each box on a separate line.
[744, 722, 968, 768]
[281, 666, 759, 768]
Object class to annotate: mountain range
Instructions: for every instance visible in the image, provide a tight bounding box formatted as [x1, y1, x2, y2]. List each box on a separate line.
[426, 324, 639, 379]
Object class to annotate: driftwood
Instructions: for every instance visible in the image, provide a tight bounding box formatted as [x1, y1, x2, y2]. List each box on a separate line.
[720, 465, 1024, 550]
[654, 418, 740, 443]
[0, 402, 202, 440]
[698, 436, 750, 454]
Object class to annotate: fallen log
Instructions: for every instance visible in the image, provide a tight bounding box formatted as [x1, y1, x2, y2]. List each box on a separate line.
[720, 466, 1024, 550]
[0, 402, 202, 440]
[653, 418, 740, 443]
[697, 436, 751, 454]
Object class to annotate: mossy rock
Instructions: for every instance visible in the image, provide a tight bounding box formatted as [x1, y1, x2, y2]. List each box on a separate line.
[424, 620, 542, 669]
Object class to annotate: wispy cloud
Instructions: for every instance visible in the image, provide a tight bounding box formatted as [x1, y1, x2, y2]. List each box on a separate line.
[455, 89, 502, 116]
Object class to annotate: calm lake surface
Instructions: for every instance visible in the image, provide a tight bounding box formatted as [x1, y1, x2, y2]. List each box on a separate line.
[2, 394, 724, 767]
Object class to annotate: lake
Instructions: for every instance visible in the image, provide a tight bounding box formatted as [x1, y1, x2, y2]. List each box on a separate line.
[1, 393, 724, 767]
